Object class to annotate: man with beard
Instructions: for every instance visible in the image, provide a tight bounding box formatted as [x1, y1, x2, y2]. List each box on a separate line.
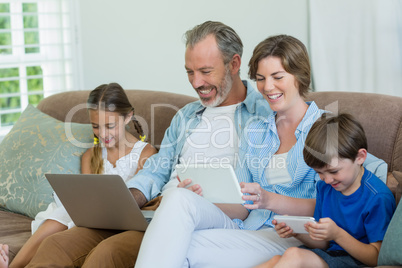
[133, 21, 271, 268]
[25, 21, 271, 267]
[133, 21, 273, 267]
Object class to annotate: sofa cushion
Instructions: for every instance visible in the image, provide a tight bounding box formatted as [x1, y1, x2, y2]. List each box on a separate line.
[0, 105, 93, 218]
[305, 92, 402, 170]
[0, 209, 32, 263]
[378, 197, 402, 266]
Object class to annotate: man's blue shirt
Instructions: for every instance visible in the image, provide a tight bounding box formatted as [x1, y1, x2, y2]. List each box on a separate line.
[126, 80, 272, 201]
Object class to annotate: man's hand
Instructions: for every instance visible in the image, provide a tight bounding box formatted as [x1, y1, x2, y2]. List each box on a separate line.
[177, 177, 203, 196]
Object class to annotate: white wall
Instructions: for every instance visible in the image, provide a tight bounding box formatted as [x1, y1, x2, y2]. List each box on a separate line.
[76, 0, 309, 97]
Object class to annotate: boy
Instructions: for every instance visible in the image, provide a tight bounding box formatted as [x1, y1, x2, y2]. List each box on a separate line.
[256, 113, 396, 268]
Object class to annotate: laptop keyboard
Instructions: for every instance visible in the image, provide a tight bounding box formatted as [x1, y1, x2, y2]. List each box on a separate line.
[141, 210, 155, 222]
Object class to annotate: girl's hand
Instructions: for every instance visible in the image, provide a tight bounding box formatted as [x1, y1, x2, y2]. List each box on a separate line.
[239, 182, 266, 209]
[273, 219, 296, 238]
[177, 177, 203, 196]
[306, 217, 340, 241]
[0, 244, 9, 265]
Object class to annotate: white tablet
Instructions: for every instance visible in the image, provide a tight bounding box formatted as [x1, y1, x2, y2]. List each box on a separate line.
[175, 164, 244, 204]
[273, 215, 316, 234]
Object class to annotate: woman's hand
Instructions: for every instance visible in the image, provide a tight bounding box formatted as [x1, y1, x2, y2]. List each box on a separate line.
[240, 182, 267, 209]
[177, 177, 203, 196]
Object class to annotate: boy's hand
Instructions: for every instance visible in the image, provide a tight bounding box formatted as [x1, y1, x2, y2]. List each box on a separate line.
[273, 219, 297, 238]
[306, 217, 340, 241]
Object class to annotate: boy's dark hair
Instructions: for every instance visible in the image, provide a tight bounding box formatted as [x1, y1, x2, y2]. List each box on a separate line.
[303, 113, 368, 168]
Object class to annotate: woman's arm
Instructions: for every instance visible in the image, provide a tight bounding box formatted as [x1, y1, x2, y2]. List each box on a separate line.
[240, 182, 316, 216]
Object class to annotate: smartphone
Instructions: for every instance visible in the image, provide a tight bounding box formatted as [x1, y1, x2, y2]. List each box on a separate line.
[273, 215, 316, 234]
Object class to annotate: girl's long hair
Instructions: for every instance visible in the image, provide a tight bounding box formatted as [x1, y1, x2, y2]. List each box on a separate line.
[87, 83, 145, 174]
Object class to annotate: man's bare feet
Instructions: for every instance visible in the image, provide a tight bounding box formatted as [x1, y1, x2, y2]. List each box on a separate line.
[0, 244, 9, 268]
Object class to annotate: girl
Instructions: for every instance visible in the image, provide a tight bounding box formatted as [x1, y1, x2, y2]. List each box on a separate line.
[1, 83, 157, 268]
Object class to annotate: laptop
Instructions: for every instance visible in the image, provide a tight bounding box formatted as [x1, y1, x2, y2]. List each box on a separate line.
[175, 164, 244, 204]
[45, 173, 153, 231]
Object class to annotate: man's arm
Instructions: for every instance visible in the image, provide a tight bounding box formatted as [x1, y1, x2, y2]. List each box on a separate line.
[125, 107, 188, 201]
[130, 188, 148, 208]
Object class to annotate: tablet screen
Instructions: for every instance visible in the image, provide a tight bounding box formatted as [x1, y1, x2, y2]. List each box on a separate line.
[273, 215, 316, 233]
[175, 164, 244, 204]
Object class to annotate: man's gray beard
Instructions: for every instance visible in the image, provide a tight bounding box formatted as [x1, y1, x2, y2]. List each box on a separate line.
[201, 68, 233, 108]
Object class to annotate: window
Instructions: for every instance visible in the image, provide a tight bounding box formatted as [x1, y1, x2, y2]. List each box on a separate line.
[0, 0, 79, 138]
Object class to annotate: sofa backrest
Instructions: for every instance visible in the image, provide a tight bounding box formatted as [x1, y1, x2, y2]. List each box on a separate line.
[305, 91, 402, 203]
[37, 89, 197, 149]
[38, 89, 402, 203]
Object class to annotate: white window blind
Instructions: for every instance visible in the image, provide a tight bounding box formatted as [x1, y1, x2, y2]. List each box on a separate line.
[0, 0, 79, 138]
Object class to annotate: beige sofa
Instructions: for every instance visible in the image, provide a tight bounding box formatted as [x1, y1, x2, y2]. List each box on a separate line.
[0, 89, 401, 267]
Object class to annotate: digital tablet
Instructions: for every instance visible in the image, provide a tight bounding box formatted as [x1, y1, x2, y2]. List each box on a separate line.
[175, 164, 244, 204]
[273, 215, 316, 234]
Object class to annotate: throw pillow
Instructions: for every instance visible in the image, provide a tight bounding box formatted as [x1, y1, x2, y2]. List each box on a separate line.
[0, 105, 93, 218]
[378, 195, 402, 265]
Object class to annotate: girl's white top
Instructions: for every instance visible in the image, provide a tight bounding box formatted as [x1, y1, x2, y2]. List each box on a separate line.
[31, 141, 148, 233]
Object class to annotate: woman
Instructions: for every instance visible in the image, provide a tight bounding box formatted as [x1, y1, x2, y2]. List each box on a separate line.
[236, 35, 324, 231]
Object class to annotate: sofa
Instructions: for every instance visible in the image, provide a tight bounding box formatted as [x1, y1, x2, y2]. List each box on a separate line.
[0, 89, 401, 267]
